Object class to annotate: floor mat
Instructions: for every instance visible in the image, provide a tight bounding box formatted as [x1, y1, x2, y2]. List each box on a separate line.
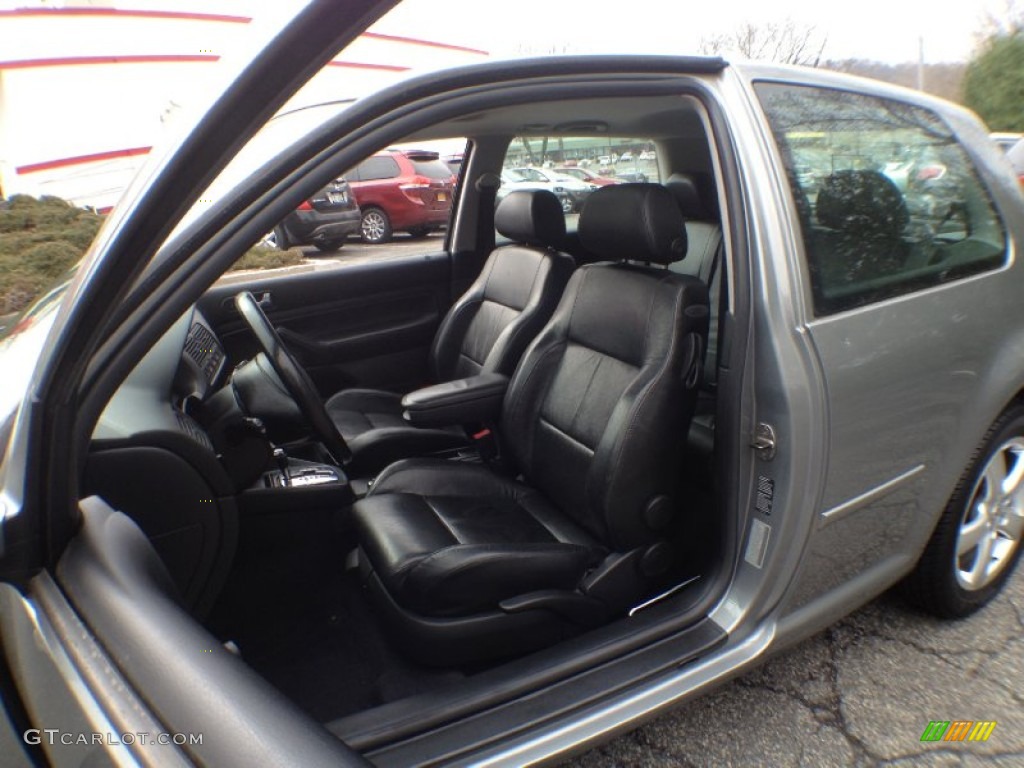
[206, 520, 464, 722]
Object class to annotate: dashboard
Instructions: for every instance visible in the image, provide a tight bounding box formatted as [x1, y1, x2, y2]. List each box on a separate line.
[92, 307, 225, 449]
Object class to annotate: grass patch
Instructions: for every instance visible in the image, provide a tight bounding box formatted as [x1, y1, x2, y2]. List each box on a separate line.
[231, 246, 305, 272]
[0, 195, 102, 315]
[0, 195, 306, 316]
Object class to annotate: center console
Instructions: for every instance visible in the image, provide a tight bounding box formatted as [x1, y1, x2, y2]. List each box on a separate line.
[239, 457, 354, 516]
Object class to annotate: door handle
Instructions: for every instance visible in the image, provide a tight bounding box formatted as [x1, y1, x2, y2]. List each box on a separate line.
[224, 291, 273, 313]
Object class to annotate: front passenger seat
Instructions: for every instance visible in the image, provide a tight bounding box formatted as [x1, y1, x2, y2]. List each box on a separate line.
[350, 184, 710, 665]
[325, 189, 574, 473]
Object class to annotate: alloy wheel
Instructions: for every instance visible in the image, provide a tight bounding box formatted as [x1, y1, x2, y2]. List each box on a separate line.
[955, 437, 1024, 590]
[361, 209, 390, 243]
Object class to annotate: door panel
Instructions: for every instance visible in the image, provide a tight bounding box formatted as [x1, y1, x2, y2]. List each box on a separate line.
[755, 82, 1017, 608]
[200, 251, 452, 396]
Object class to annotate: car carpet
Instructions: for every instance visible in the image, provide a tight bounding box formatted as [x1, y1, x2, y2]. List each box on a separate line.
[204, 516, 464, 721]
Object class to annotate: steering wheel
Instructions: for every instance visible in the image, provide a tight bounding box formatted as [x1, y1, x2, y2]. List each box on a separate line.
[234, 291, 352, 465]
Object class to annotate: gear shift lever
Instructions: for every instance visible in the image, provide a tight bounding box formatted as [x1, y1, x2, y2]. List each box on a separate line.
[272, 447, 290, 487]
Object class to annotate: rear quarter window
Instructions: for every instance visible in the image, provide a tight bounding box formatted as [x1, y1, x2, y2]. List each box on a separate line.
[355, 155, 401, 181]
[409, 158, 455, 179]
[755, 82, 1008, 316]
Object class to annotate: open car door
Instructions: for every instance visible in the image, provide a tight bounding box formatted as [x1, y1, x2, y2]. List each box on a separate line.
[0, 2, 397, 765]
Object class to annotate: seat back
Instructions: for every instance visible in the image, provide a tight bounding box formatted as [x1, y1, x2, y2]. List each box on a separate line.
[811, 170, 909, 310]
[501, 184, 709, 551]
[430, 189, 575, 381]
[665, 172, 723, 390]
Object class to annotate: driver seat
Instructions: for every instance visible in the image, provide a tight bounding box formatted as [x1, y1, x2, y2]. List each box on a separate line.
[349, 184, 710, 665]
[325, 189, 574, 474]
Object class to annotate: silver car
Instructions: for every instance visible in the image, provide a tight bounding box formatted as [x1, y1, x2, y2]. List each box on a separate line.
[1, 3, 1022, 766]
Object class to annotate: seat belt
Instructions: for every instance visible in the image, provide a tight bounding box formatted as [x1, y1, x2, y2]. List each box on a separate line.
[474, 172, 501, 256]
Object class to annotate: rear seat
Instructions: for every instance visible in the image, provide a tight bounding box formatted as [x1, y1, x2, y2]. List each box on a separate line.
[664, 173, 723, 461]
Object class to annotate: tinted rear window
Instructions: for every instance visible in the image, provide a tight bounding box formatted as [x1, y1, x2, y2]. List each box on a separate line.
[356, 155, 400, 181]
[410, 159, 454, 180]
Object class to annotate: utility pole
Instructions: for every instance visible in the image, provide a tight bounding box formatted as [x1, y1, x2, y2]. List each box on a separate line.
[917, 35, 925, 91]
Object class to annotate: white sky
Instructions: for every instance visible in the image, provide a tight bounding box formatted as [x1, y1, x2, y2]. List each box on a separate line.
[372, 0, 1017, 64]
[2, 0, 1015, 64]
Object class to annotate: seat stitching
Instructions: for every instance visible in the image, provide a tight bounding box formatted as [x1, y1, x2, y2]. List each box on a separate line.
[506, 341, 567, 469]
[538, 416, 596, 454]
[410, 542, 590, 586]
[569, 353, 601, 437]
[481, 258, 548, 372]
[423, 497, 463, 545]
[592, 280, 700, 538]
[608, 284, 695, 495]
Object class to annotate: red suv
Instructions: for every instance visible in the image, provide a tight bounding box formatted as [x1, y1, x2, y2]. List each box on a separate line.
[347, 149, 456, 243]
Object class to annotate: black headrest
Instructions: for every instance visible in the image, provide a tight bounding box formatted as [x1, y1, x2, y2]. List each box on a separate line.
[665, 173, 715, 221]
[578, 184, 687, 265]
[816, 170, 908, 236]
[495, 189, 566, 248]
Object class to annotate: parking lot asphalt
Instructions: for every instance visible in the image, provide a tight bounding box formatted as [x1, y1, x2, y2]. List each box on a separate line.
[564, 568, 1024, 767]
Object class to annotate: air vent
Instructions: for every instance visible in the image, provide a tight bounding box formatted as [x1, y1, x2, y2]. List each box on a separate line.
[184, 323, 224, 384]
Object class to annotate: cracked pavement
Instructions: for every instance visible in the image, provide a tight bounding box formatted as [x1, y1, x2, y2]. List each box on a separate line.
[565, 568, 1023, 767]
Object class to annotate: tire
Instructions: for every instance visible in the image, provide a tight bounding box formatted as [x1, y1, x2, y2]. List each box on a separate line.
[313, 237, 345, 253]
[406, 226, 431, 239]
[901, 405, 1024, 618]
[261, 225, 289, 250]
[360, 208, 392, 244]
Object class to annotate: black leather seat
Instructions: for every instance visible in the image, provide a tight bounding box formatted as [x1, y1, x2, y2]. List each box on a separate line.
[350, 184, 710, 664]
[326, 189, 574, 473]
[665, 173, 724, 462]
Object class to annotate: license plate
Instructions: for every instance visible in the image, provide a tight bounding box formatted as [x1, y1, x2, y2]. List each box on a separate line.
[436, 192, 447, 202]
[327, 191, 347, 204]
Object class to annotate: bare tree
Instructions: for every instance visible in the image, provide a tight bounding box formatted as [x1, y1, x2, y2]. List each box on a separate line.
[700, 18, 828, 67]
[975, 0, 1024, 41]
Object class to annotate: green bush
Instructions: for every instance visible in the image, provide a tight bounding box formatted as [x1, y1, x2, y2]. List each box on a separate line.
[231, 245, 305, 272]
[963, 31, 1024, 132]
[0, 270, 52, 316]
[0, 195, 104, 316]
[0, 194, 307, 318]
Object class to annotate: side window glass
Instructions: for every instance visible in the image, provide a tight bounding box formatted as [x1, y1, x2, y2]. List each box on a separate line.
[499, 136, 660, 235]
[234, 143, 465, 274]
[355, 155, 401, 181]
[755, 83, 1007, 316]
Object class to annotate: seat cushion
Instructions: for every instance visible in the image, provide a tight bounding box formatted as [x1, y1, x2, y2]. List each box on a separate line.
[325, 389, 468, 473]
[352, 459, 605, 617]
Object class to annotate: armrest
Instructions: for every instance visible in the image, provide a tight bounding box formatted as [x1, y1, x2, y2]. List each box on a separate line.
[402, 373, 509, 428]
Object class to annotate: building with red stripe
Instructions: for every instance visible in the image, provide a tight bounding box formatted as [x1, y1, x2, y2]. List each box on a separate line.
[0, 2, 487, 210]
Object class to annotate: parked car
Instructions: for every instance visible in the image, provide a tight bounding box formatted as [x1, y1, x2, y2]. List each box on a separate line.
[555, 165, 620, 186]
[498, 166, 596, 212]
[991, 132, 1023, 153]
[261, 177, 360, 252]
[1008, 138, 1024, 185]
[614, 169, 649, 183]
[346, 148, 455, 243]
[2, 6, 1024, 767]
[442, 152, 464, 175]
